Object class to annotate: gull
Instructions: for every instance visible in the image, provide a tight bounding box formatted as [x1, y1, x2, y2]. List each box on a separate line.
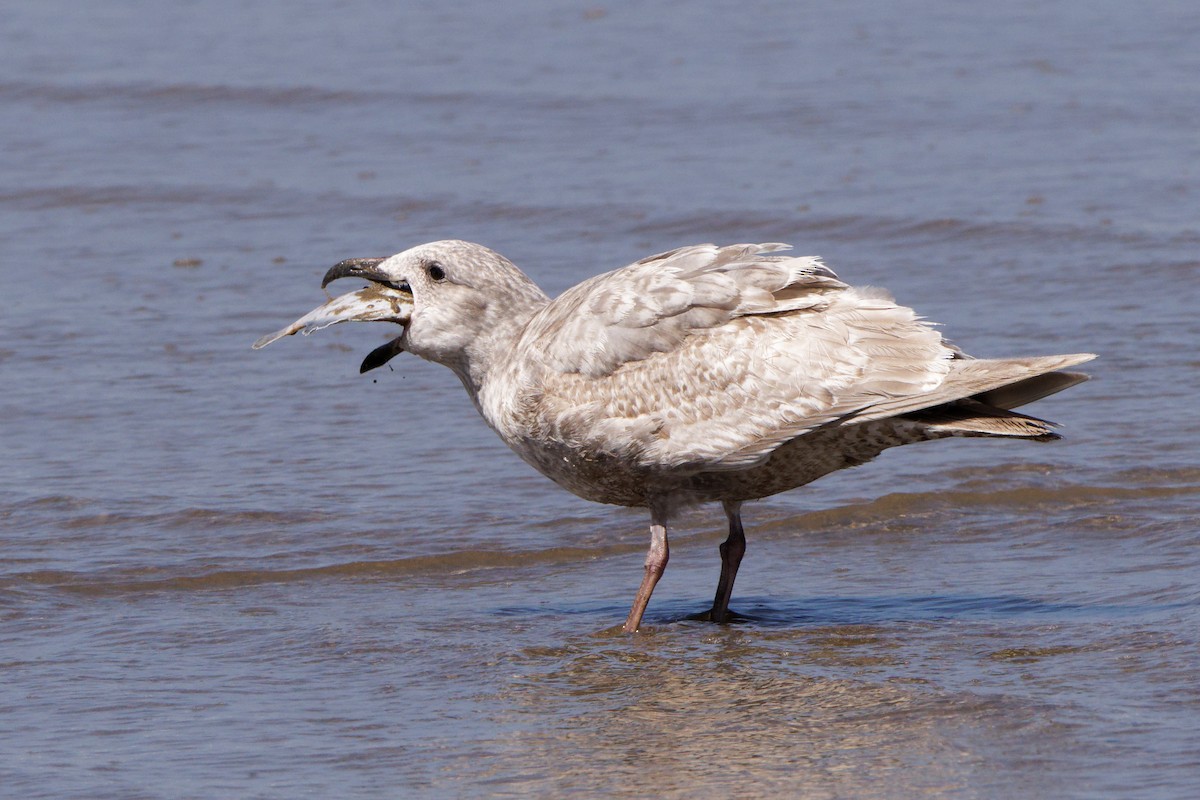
[255, 240, 1094, 632]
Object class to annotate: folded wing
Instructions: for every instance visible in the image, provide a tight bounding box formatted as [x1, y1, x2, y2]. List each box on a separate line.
[516, 243, 1085, 472]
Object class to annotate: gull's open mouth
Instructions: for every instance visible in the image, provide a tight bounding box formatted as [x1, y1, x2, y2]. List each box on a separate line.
[252, 258, 413, 373]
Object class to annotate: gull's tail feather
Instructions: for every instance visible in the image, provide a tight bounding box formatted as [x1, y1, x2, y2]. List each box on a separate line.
[856, 353, 1095, 426]
[899, 353, 1095, 440]
[904, 400, 1062, 441]
[971, 369, 1091, 411]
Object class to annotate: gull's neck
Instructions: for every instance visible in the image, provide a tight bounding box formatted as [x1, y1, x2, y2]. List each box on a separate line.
[450, 282, 550, 402]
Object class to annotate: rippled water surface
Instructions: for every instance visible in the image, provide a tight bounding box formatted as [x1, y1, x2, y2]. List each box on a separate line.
[2, 2, 1198, 797]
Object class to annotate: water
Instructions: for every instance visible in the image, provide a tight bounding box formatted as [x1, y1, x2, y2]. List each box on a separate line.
[2, 1, 1198, 797]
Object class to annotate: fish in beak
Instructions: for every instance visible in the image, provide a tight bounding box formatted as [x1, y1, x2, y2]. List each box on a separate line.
[252, 257, 414, 373]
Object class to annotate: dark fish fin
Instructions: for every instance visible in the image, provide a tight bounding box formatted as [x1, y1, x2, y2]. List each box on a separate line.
[360, 336, 406, 373]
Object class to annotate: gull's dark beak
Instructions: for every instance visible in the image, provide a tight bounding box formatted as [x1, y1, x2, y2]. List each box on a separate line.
[322, 257, 390, 289]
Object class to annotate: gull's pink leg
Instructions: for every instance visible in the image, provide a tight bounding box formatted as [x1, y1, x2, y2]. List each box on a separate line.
[623, 519, 669, 633]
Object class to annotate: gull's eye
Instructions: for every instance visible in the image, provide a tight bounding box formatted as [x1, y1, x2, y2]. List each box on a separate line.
[427, 262, 446, 282]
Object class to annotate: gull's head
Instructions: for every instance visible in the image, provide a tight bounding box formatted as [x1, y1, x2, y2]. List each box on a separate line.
[254, 240, 548, 375]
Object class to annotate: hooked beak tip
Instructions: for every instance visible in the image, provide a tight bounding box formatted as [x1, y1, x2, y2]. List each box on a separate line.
[322, 257, 389, 289]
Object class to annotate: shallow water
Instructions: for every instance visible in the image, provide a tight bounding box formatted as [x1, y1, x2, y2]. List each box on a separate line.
[2, 1, 1198, 797]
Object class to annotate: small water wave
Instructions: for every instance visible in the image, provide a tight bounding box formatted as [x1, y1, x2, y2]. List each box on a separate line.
[56, 507, 332, 532]
[0, 184, 297, 212]
[0, 183, 450, 231]
[1105, 465, 1200, 487]
[0, 183, 646, 243]
[0, 540, 634, 597]
[0, 495, 332, 529]
[0, 78, 652, 116]
[6, 176, 1194, 257]
[6, 478, 1192, 598]
[753, 478, 1200, 536]
[648, 592, 1167, 627]
[0, 79, 446, 109]
[503, 592, 1136, 629]
[631, 208, 1200, 250]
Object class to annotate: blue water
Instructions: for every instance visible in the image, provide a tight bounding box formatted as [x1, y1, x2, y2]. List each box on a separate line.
[2, 2, 1198, 797]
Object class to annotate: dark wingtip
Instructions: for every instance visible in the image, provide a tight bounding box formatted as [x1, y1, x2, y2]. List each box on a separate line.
[360, 336, 406, 373]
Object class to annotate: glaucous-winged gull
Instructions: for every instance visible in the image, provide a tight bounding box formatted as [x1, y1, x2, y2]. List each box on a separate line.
[255, 240, 1094, 632]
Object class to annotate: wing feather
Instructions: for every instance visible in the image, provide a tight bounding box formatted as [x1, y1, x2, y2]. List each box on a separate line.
[527, 243, 847, 377]
[510, 243, 1088, 473]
